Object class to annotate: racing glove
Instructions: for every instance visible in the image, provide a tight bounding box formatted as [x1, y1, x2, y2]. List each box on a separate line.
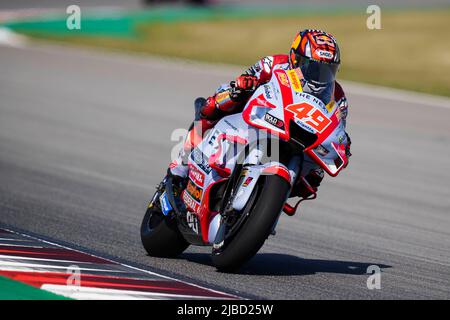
[199, 75, 258, 120]
[199, 93, 239, 121]
[199, 96, 219, 120]
[343, 132, 352, 168]
[345, 132, 352, 157]
[230, 75, 258, 102]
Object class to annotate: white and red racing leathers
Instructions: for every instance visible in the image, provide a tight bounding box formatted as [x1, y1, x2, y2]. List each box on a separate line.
[169, 54, 350, 197]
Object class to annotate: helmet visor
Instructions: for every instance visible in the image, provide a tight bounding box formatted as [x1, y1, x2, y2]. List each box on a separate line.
[299, 56, 339, 84]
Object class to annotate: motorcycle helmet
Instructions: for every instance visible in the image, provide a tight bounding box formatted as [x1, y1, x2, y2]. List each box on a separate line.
[289, 29, 340, 102]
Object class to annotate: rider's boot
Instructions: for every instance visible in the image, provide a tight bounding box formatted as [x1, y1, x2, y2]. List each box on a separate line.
[283, 167, 324, 216]
[289, 167, 324, 198]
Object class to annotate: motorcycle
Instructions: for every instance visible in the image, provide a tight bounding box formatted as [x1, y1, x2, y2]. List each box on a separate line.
[140, 67, 349, 272]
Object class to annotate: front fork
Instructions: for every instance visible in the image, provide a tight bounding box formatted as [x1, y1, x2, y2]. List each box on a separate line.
[286, 154, 304, 190]
[226, 154, 303, 239]
[209, 154, 304, 246]
[269, 154, 303, 234]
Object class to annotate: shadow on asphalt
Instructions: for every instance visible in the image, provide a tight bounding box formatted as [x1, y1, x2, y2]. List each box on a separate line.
[180, 252, 391, 276]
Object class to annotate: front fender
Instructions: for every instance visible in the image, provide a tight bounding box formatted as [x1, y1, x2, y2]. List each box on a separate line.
[231, 162, 293, 212]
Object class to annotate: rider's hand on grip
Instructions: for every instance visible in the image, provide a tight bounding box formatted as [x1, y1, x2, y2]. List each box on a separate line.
[345, 132, 352, 157]
[235, 75, 258, 91]
[199, 96, 220, 120]
[344, 132, 352, 167]
[230, 75, 258, 102]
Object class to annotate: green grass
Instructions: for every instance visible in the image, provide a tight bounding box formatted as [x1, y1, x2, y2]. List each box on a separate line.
[17, 9, 450, 97]
[0, 275, 70, 300]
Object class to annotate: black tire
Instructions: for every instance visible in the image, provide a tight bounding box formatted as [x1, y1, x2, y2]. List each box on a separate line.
[211, 175, 290, 272]
[141, 206, 189, 258]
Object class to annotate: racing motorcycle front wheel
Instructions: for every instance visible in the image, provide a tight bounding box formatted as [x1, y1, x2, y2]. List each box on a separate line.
[211, 174, 290, 272]
[141, 199, 189, 258]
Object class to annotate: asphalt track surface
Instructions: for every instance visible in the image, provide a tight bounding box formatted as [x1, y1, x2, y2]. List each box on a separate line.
[0, 43, 450, 299]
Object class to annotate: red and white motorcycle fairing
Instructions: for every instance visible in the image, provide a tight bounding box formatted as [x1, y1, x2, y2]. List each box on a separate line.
[183, 68, 349, 245]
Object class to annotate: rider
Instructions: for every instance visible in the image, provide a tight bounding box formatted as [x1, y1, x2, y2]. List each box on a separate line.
[169, 29, 351, 199]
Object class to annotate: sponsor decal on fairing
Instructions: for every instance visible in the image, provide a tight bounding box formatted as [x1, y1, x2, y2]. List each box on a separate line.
[264, 113, 285, 130]
[188, 164, 205, 187]
[159, 192, 173, 216]
[186, 180, 203, 203]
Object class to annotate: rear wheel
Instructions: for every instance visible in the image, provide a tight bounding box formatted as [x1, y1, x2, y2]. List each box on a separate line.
[141, 203, 189, 258]
[211, 175, 290, 272]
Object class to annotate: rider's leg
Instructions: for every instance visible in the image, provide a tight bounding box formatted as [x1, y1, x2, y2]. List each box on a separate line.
[168, 88, 241, 180]
[168, 100, 216, 179]
[168, 120, 205, 178]
[290, 156, 324, 198]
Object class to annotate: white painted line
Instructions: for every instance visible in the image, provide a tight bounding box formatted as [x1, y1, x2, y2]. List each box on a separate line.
[41, 284, 228, 300]
[0, 27, 27, 48]
[0, 8, 64, 23]
[0, 238, 31, 241]
[0, 261, 127, 273]
[3, 228, 240, 299]
[0, 267, 115, 274]
[0, 254, 99, 265]
[0, 243, 43, 248]
[0, 7, 126, 24]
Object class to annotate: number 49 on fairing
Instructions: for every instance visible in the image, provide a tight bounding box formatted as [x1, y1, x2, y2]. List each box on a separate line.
[286, 102, 331, 133]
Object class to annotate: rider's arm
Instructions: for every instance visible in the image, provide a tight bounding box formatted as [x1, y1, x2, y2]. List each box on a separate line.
[334, 82, 352, 160]
[244, 55, 289, 81]
[199, 83, 245, 120]
[200, 55, 287, 120]
[199, 76, 258, 120]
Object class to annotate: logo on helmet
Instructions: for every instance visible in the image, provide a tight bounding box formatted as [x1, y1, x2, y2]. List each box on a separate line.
[313, 34, 336, 47]
[315, 49, 333, 59]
